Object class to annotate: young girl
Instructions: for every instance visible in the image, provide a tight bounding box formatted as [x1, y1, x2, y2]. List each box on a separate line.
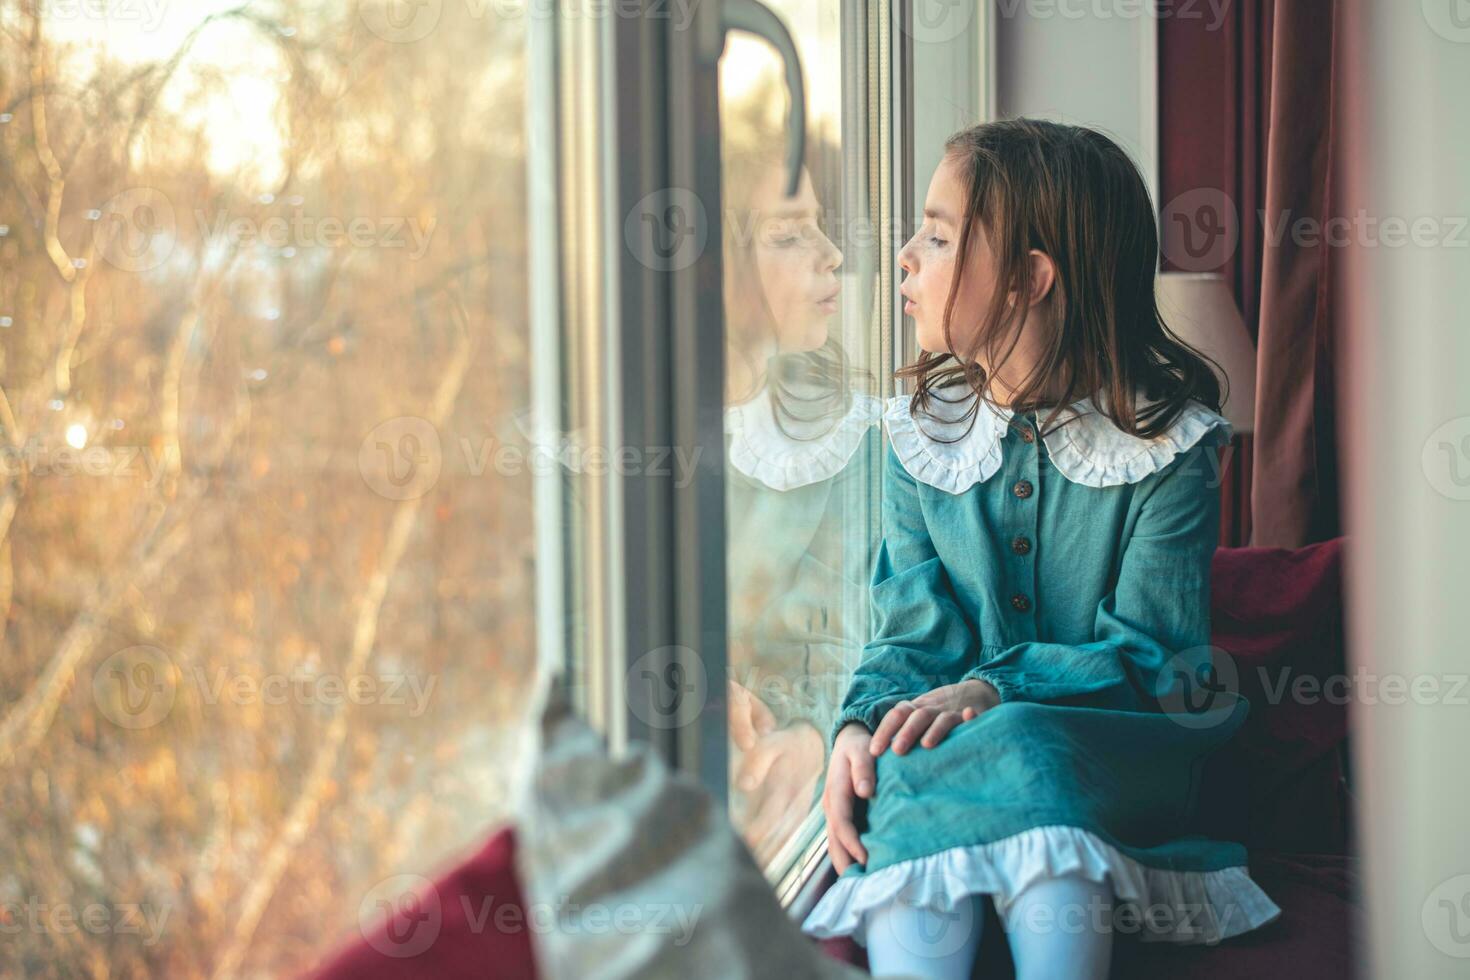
[799, 119, 1282, 978]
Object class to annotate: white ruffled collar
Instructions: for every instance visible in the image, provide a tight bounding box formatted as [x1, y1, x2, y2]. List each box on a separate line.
[724, 385, 883, 491]
[884, 384, 1232, 493]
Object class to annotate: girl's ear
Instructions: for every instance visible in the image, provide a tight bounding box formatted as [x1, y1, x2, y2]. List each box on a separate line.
[1003, 249, 1059, 310]
[1024, 248, 1057, 306]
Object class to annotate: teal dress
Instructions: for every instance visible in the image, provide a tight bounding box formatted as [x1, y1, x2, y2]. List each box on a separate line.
[800, 384, 1282, 946]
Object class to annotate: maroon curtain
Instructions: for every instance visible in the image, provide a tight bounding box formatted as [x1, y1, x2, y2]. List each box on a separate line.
[1159, 0, 1343, 548]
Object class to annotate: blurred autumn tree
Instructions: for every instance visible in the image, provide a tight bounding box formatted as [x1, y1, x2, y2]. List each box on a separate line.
[0, 1, 537, 975]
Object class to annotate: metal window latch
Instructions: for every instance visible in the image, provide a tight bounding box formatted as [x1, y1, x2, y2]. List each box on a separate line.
[718, 0, 807, 197]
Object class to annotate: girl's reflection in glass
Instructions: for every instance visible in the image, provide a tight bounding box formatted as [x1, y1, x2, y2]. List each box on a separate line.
[721, 137, 880, 867]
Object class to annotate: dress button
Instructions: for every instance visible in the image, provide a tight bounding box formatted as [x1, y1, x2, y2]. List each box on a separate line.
[1010, 593, 1031, 612]
[1019, 428, 1035, 443]
[1012, 479, 1033, 499]
[1011, 535, 1031, 555]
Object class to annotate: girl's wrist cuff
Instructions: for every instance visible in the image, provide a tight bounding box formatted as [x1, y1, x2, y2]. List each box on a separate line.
[829, 696, 906, 748]
[964, 669, 1015, 705]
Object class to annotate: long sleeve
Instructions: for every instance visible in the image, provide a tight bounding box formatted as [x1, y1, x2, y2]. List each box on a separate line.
[961, 432, 1225, 712]
[830, 442, 979, 745]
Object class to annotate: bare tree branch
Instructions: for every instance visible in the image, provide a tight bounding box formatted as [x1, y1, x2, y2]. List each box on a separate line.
[26, 3, 73, 285]
[0, 498, 201, 766]
[209, 313, 476, 980]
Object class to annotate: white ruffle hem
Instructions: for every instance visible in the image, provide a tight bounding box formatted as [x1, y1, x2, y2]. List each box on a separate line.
[801, 824, 1282, 947]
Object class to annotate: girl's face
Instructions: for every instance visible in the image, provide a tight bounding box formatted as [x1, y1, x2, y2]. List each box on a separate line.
[750, 167, 843, 353]
[897, 153, 1000, 357]
[899, 155, 1058, 401]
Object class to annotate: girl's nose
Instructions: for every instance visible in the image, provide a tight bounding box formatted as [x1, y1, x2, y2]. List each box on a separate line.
[898, 236, 916, 275]
[818, 231, 843, 273]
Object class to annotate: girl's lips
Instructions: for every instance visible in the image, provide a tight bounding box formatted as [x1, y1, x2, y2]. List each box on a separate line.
[903, 298, 918, 314]
[817, 293, 839, 313]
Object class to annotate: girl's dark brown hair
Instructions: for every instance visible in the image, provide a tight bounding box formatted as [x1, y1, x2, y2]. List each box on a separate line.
[896, 118, 1225, 441]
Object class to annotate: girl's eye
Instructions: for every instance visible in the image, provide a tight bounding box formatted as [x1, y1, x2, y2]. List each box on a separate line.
[763, 220, 813, 248]
[929, 235, 948, 247]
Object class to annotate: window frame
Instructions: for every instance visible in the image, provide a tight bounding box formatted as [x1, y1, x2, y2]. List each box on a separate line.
[531, 0, 731, 792]
[530, 0, 994, 911]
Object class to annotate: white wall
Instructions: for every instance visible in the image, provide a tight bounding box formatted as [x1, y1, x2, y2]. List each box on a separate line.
[1339, 4, 1470, 976]
[992, 1, 1158, 206]
[908, 2, 988, 202]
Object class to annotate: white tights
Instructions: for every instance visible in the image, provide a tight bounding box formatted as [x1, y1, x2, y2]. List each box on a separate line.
[863, 873, 1115, 980]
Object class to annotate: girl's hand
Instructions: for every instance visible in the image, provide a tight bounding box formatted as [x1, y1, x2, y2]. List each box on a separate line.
[822, 722, 877, 874]
[869, 679, 1000, 757]
[734, 722, 824, 867]
[728, 679, 824, 867]
[728, 678, 777, 750]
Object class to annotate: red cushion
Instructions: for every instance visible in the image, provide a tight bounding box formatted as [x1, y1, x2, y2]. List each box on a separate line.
[306, 827, 537, 979]
[1197, 537, 1352, 852]
[1113, 852, 1357, 978]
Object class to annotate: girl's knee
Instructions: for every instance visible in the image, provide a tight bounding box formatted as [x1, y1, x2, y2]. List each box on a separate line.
[1003, 874, 1116, 980]
[863, 891, 986, 980]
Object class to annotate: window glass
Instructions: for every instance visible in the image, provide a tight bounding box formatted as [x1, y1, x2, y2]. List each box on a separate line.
[719, 3, 885, 880]
[0, 3, 533, 974]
